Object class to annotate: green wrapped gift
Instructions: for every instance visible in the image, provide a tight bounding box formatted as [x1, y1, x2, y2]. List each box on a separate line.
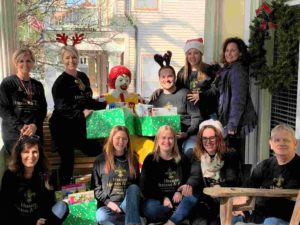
[86, 108, 135, 138]
[134, 115, 181, 136]
[63, 199, 97, 225]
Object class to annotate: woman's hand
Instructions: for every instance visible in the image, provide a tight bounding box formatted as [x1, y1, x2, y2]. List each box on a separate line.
[36, 218, 46, 225]
[83, 109, 94, 118]
[163, 197, 173, 209]
[177, 184, 192, 196]
[20, 123, 37, 136]
[107, 201, 122, 213]
[232, 196, 248, 217]
[172, 191, 182, 203]
[150, 88, 162, 101]
[187, 92, 200, 104]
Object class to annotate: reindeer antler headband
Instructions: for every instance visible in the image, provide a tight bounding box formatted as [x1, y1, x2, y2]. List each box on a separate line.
[154, 50, 172, 68]
[56, 33, 84, 46]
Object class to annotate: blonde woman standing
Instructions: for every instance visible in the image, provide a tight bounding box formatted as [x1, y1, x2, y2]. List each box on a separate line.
[49, 45, 106, 185]
[177, 38, 218, 120]
[0, 48, 47, 154]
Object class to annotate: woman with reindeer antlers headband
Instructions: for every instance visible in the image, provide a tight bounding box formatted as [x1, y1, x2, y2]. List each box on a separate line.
[49, 33, 106, 185]
[149, 51, 202, 159]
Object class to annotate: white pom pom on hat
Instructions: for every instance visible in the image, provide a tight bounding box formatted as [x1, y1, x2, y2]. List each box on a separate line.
[184, 37, 204, 54]
[199, 119, 224, 137]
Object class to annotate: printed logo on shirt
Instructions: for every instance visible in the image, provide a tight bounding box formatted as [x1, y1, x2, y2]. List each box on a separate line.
[271, 175, 285, 189]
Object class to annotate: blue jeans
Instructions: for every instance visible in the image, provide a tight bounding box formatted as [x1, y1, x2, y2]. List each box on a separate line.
[231, 216, 289, 225]
[263, 217, 289, 225]
[182, 135, 197, 159]
[96, 184, 141, 225]
[143, 195, 198, 225]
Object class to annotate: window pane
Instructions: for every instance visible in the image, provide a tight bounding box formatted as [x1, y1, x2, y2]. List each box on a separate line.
[135, 0, 158, 10]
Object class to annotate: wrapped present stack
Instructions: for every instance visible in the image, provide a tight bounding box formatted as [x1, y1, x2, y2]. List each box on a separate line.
[86, 104, 181, 138]
[63, 199, 97, 225]
[134, 104, 181, 136]
[86, 107, 135, 138]
[60, 183, 97, 225]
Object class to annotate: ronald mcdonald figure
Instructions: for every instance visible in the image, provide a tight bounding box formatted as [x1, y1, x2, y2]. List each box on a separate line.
[102, 65, 153, 166]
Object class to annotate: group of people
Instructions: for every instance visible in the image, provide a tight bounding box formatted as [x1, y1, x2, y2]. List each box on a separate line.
[91, 122, 299, 225]
[0, 35, 298, 225]
[91, 120, 240, 225]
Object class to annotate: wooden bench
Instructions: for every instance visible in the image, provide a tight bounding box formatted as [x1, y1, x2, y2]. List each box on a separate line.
[203, 187, 300, 225]
[43, 119, 97, 183]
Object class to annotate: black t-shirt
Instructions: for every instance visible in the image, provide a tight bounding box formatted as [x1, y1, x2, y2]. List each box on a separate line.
[248, 154, 300, 221]
[0, 170, 55, 225]
[0, 75, 47, 140]
[140, 153, 191, 202]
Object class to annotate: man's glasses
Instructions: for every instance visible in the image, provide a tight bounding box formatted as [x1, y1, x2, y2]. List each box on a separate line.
[202, 136, 217, 143]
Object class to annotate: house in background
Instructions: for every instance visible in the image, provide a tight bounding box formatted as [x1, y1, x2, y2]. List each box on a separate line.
[42, 0, 206, 109]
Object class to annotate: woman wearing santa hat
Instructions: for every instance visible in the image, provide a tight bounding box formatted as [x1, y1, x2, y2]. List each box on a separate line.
[176, 38, 219, 121]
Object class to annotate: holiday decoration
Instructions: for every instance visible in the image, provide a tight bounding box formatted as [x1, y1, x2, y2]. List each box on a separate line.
[249, 0, 300, 93]
[56, 33, 84, 46]
[63, 200, 97, 225]
[68, 190, 95, 205]
[135, 115, 181, 136]
[86, 108, 135, 138]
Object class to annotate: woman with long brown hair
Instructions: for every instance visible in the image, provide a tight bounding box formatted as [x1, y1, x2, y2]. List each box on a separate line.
[0, 135, 69, 225]
[191, 119, 241, 225]
[91, 125, 141, 225]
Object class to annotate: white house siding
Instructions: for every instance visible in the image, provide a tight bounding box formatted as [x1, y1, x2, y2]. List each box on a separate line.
[128, 0, 206, 98]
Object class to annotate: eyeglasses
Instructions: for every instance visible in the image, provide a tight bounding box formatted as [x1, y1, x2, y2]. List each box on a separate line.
[202, 136, 217, 143]
[19, 134, 40, 142]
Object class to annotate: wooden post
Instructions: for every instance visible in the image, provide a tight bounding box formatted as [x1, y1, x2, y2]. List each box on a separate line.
[220, 197, 233, 225]
[0, 0, 17, 186]
[290, 189, 300, 225]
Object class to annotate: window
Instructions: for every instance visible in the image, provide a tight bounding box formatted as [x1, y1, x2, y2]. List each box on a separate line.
[140, 54, 160, 98]
[270, 6, 300, 131]
[133, 0, 159, 11]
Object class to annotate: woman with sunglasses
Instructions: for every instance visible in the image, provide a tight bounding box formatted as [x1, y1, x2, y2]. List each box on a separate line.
[0, 135, 69, 225]
[0, 48, 47, 154]
[190, 119, 241, 225]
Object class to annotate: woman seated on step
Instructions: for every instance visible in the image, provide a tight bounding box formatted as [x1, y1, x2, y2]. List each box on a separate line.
[91, 125, 142, 225]
[0, 135, 69, 225]
[140, 125, 203, 225]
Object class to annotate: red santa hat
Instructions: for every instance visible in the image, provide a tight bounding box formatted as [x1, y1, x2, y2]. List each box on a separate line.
[108, 65, 131, 89]
[184, 37, 204, 54]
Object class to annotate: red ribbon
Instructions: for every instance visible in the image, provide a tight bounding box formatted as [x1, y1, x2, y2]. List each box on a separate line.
[255, 2, 277, 31]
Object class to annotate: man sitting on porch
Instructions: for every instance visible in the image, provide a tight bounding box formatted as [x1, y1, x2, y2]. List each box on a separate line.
[234, 124, 300, 225]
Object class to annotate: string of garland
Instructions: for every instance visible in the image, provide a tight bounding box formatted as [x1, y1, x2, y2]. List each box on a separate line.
[248, 0, 300, 93]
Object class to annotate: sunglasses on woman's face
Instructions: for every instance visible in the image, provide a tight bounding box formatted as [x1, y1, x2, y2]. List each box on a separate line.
[19, 134, 40, 142]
